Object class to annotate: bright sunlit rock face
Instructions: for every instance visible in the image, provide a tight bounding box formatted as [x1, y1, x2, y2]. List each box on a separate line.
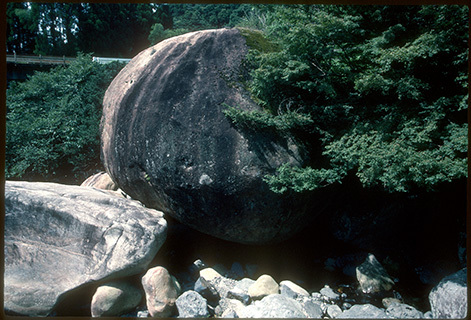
[4, 181, 167, 316]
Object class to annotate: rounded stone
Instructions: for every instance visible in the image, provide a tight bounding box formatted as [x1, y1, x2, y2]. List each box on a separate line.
[200, 268, 223, 282]
[141, 266, 180, 317]
[176, 290, 210, 318]
[100, 28, 327, 244]
[429, 268, 467, 319]
[91, 281, 142, 317]
[248, 274, 279, 300]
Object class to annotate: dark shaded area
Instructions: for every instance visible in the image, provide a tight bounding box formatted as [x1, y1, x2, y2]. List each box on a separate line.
[150, 177, 466, 313]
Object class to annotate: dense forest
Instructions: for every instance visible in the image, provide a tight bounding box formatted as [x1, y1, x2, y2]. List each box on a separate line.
[6, 4, 468, 193]
[6, 3, 250, 57]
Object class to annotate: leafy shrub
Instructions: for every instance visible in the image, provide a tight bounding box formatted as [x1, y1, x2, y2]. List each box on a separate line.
[148, 23, 189, 45]
[6, 53, 125, 183]
[230, 5, 468, 193]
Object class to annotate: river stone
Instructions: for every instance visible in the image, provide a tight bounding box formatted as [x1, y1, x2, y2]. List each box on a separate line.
[194, 277, 219, 304]
[429, 268, 467, 319]
[175, 290, 210, 318]
[356, 253, 395, 293]
[248, 274, 280, 300]
[81, 171, 118, 190]
[208, 275, 237, 300]
[298, 296, 323, 318]
[227, 287, 251, 305]
[91, 281, 143, 317]
[280, 280, 309, 299]
[235, 278, 256, 293]
[239, 294, 307, 318]
[385, 302, 424, 319]
[200, 267, 223, 282]
[327, 304, 343, 318]
[141, 266, 180, 317]
[4, 181, 167, 316]
[319, 285, 340, 301]
[100, 27, 323, 244]
[198, 267, 236, 300]
[341, 304, 389, 318]
[215, 298, 246, 318]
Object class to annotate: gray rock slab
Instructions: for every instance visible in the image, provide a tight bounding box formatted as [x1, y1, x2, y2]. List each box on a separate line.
[341, 304, 389, 318]
[239, 294, 307, 318]
[386, 302, 424, 319]
[227, 287, 251, 305]
[4, 181, 167, 316]
[298, 296, 323, 318]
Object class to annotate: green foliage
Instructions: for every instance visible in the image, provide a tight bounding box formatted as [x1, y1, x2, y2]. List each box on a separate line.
[148, 4, 253, 46]
[7, 3, 158, 57]
[7, 3, 253, 56]
[6, 2, 39, 54]
[232, 5, 468, 193]
[223, 106, 314, 132]
[237, 27, 279, 54]
[6, 54, 125, 183]
[76, 3, 157, 57]
[169, 4, 250, 30]
[264, 165, 344, 194]
[148, 23, 189, 45]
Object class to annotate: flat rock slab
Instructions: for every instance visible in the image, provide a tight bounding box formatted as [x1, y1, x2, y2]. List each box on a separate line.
[4, 181, 167, 316]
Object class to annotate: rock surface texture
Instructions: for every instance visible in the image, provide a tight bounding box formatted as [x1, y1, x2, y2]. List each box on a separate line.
[101, 28, 322, 244]
[141, 266, 181, 317]
[240, 294, 308, 318]
[248, 274, 280, 300]
[175, 290, 210, 318]
[341, 304, 389, 318]
[91, 281, 143, 317]
[4, 181, 167, 316]
[429, 268, 467, 319]
[80, 171, 118, 190]
[356, 253, 395, 293]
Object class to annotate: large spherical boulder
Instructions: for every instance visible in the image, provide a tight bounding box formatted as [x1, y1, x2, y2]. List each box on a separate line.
[101, 28, 325, 244]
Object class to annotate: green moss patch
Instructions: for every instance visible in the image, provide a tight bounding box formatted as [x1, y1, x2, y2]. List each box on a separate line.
[236, 27, 279, 53]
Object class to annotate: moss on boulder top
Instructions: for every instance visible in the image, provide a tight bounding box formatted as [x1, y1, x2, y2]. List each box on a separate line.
[236, 27, 279, 53]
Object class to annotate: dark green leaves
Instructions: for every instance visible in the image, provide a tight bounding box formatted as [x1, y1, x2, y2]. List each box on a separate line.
[6, 54, 125, 183]
[234, 5, 468, 193]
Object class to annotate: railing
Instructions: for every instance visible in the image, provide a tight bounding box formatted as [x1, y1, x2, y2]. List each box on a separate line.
[7, 53, 132, 65]
[7, 53, 76, 65]
[92, 56, 131, 64]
